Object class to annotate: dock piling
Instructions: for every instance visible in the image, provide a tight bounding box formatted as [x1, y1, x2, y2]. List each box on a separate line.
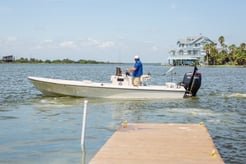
[81, 100, 88, 151]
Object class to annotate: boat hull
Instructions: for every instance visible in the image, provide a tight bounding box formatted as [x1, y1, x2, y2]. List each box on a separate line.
[28, 76, 186, 99]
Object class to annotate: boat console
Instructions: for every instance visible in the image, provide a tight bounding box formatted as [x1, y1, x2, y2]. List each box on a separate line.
[111, 67, 151, 86]
[111, 66, 202, 97]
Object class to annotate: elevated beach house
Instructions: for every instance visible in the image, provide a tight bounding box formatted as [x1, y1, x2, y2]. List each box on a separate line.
[168, 36, 215, 65]
[1, 55, 15, 62]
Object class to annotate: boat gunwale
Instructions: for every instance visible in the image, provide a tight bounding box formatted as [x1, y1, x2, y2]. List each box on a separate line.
[28, 76, 185, 93]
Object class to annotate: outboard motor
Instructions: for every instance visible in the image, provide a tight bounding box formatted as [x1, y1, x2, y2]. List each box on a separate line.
[181, 66, 202, 97]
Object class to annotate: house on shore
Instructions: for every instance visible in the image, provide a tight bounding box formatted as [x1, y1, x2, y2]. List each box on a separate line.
[168, 36, 216, 66]
[1, 55, 15, 62]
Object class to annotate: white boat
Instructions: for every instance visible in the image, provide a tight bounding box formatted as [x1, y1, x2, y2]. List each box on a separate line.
[28, 67, 201, 99]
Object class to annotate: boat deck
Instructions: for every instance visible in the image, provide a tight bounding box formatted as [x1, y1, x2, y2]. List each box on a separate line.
[90, 123, 224, 164]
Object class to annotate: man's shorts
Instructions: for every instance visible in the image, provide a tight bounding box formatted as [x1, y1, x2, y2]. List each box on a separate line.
[133, 77, 140, 86]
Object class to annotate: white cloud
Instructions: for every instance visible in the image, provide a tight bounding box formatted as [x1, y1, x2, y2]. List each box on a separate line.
[1, 37, 162, 62]
[7, 36, 17, 42]
[31, 38, 115, 51]
[98, 41, 114, 48]
[59, 41, 77, 49]
[32, 39, 55, 50]
[78, 38, 115, 49]
[42, 39, 53, 43]
[86, 38, 100, 46]
[0, 36, 17, 43]
[152, 45, 158, 51]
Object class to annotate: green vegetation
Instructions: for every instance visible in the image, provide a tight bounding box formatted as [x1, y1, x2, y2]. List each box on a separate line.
[2, 58, 111, 64]
[204, 36, 246, 65]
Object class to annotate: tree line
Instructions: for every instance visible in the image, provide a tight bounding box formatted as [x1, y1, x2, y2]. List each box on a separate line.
[1, 58, 110, 64]
[204, 36, 246, 65]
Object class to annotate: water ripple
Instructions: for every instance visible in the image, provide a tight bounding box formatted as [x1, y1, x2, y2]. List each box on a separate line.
[0, 64, 245, 163]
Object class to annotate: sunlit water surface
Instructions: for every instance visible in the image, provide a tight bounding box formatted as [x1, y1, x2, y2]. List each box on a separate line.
[0, 64, 245, 164]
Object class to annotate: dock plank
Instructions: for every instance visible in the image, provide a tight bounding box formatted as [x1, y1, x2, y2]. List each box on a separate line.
[90, 123, 224, 164]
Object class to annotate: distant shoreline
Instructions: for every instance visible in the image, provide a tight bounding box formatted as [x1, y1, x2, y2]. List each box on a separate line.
[0, 57, 164, 65]
[0, 57, 245, 67]
[0, 58, 116, 64]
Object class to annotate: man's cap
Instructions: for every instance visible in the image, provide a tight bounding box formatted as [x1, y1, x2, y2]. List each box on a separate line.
[134, 55, 140, 59]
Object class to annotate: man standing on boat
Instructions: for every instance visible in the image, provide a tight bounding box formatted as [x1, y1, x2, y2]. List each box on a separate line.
[127, 55, 143, 86]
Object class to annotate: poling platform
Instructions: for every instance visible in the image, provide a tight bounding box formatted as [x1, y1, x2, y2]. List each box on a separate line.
[90, 123, 224, 164]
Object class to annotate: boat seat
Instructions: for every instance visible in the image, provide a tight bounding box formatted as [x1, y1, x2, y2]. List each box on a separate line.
[115, 67, 122, 76]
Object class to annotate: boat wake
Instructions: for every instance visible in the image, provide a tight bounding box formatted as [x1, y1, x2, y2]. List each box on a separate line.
[32, 97, 83, 109]
[166, 107, 218, 117]
[224, 93, 246, 98]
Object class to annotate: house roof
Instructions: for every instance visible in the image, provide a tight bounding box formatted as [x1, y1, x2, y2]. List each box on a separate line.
[177, 36, 215, 45]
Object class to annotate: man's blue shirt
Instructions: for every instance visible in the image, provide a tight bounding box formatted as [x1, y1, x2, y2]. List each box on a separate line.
[133, 60, 143, 77]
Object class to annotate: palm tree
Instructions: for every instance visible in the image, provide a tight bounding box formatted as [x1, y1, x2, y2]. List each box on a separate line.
[218, 36, 225, 47]
[228, 44, 237, 64]
[203, 44, 210, 65]
[240, 43, 246, 50]
[204, 43, 217, 65]
[210, 43, 218, 65]
[237, 43, 246, 65]
[218, 36, 230, 64]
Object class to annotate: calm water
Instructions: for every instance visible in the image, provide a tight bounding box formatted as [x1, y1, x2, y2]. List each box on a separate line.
[0, 64, 245, 164]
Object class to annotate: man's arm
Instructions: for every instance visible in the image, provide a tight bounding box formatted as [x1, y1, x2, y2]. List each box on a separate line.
[127, 67, 136, 72]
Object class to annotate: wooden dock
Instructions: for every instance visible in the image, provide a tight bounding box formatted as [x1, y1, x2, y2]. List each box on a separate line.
[90, 123, 224, 164]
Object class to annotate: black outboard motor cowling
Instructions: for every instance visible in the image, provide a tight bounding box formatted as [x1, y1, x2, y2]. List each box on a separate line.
[180, 65, 202, 97]
[181, 68, 202, 97]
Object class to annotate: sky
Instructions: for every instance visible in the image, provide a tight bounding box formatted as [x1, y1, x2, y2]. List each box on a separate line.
[0, 0, 246, 63]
